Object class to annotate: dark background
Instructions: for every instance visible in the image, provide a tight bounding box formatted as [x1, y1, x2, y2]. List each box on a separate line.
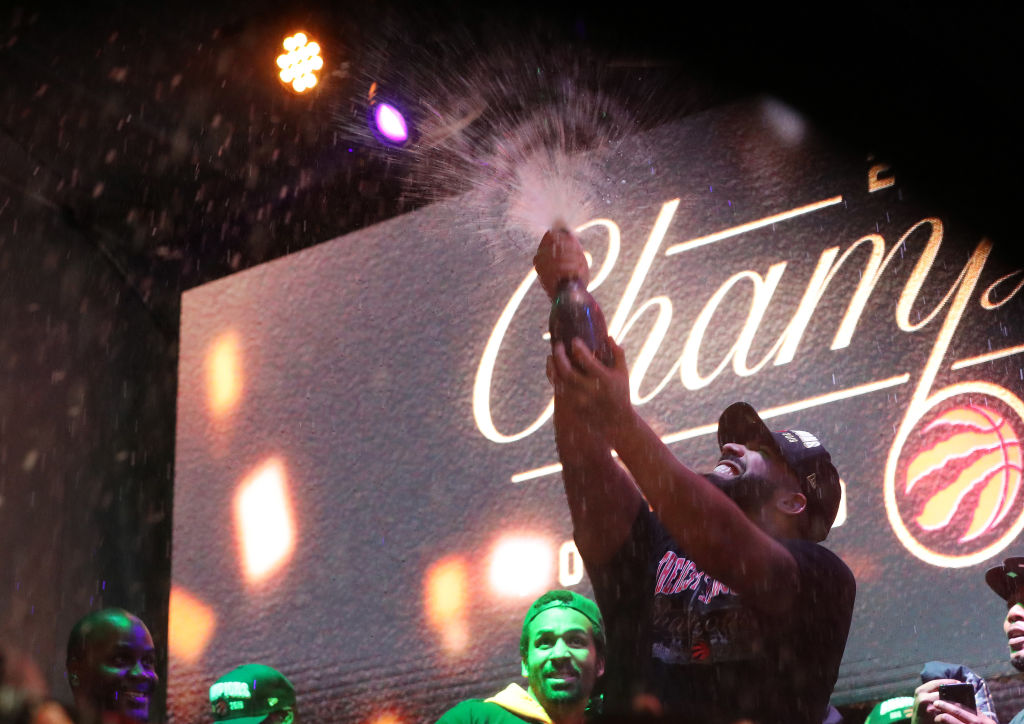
[2, 1, 1022, 721]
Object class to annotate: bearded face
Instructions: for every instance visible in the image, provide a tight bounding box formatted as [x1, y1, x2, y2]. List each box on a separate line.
[521, 607, 604, 717]
[703, 453, 778, 514]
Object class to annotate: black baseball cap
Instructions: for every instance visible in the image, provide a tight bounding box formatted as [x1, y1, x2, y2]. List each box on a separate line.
[209, 664, 296, 724]
[718, 402, 842, 542]
[985, 557, 1024, 603]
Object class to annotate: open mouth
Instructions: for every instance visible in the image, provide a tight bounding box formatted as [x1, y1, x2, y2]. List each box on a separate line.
[546, 667, 580, 683]
[712, 459, 743, 478]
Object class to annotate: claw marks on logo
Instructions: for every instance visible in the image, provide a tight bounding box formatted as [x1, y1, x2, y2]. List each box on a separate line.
[907, 404, 1021, 540]
[889, 388, 1024, 566]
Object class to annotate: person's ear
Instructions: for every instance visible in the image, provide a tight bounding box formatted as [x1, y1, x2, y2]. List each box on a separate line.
[68, 672, 80, 688]
[521, 659, 528, 679]
[776, 491, 806, 516]
[596, 656, 605, 679]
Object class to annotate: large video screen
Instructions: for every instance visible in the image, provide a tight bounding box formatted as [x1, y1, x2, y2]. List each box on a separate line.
[170, 100, 1024, 723]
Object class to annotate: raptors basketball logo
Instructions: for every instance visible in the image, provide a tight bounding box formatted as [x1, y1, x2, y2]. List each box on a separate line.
[886, 384, 1024, 567]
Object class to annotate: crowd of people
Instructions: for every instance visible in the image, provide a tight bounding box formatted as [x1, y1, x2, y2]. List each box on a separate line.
[1, 559, 1022, 724]
[2, 229, 1022, 724]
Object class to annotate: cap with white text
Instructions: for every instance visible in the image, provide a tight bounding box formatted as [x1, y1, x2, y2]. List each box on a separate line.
[209, 664, 296, 724]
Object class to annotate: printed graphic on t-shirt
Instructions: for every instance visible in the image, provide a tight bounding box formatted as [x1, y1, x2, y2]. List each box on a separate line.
[650, 550, 765, 665]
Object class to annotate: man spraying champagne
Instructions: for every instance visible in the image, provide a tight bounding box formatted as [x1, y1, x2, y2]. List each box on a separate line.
[533, 228, 856, 724]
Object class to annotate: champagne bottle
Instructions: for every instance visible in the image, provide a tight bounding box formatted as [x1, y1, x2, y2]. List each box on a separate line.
[549, 277, 614, 367]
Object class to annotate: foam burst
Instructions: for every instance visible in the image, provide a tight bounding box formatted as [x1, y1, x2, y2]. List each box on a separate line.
[330, 17, 687, 257]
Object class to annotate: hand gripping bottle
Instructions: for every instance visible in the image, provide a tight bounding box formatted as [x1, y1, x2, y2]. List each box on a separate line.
[548, 275, 614, 368]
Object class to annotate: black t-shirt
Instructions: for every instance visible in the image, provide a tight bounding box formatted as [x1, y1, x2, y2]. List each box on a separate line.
[586, 505, 856, 724]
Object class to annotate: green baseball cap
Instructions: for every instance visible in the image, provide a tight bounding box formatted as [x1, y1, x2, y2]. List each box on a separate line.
[864, 696, 914, 724]
[519, 590, 605, 657]
[209, 664, 296, 724]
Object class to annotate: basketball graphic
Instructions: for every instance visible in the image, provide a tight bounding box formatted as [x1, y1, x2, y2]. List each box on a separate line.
[906, 404, 1022, 540]
[886, 383, 1024, 567]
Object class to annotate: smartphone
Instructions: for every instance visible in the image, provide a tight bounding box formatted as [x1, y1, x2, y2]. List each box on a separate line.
[938, 683, 976, 712]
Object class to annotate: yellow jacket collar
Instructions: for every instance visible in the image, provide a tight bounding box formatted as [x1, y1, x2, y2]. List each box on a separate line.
[485, 683, 552, 724]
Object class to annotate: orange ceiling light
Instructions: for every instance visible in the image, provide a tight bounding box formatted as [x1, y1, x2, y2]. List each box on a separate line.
[277, 32, 323, 93]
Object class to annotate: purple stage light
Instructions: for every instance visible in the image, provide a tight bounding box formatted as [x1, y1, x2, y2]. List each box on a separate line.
[373, 103, 409, 144]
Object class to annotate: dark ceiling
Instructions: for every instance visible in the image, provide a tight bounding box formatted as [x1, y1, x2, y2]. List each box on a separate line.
[2, 2, 1021, 338]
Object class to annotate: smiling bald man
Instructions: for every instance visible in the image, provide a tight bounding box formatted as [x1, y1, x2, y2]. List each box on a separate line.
[66, 609, 159, 724]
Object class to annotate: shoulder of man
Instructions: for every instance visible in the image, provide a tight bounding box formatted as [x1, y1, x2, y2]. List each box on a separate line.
[1009, 708, 1024, 724]
[436, 699, 537, 724]
[783, 539, 854, 584]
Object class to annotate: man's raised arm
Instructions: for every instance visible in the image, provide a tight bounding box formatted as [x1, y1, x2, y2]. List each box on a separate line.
[549, 337, 799, 612]
[535, 229, 643, 566]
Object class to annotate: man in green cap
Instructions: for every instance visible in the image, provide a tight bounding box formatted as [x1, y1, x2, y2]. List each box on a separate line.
[436, 590, 605, 724]
[209, 664, 297, 724]
[865, 696, 913, 724]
